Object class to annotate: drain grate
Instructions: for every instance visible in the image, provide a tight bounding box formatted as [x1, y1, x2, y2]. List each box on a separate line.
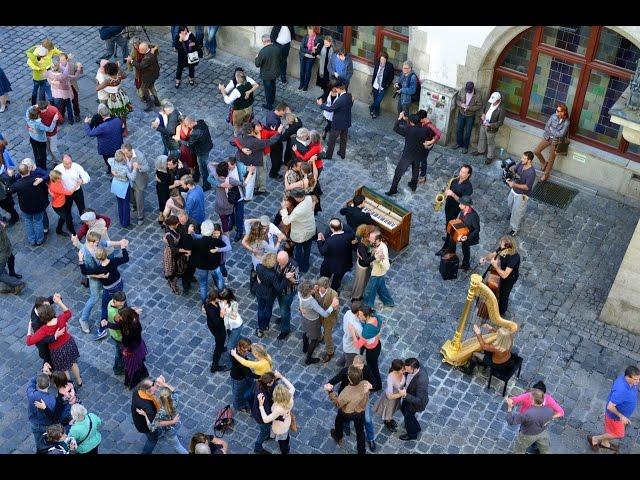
[529, 180, 578, 209]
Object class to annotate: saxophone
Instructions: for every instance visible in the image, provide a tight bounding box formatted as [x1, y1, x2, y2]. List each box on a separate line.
[434, 177, 456, 212]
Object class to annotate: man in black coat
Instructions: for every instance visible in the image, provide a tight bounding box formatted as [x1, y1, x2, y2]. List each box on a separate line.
[369, 52, 395, 118]
[339, 194, 374, 232]
[131, 377, 160, 453]
[317, 80, 353, 160]
[7, 163, 49, 246]
[185, 118, 214, 191]
[317, 218, 355, 292]
[255, 34, 282, 110]
[399, 357, 429, 441]
[444, 195, 480, 271]
[387, 112, 434, 196]
[30, 296, 60, 365]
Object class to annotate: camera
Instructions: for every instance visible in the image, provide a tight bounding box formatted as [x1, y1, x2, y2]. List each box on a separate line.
[392, 83, 401, 98]
[501, 158, 517, 184]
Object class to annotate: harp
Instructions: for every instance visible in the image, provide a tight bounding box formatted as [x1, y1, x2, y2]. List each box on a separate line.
[441, 273, 518, 367]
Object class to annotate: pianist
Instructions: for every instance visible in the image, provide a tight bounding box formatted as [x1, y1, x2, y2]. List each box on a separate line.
[340, 194, 374, 231]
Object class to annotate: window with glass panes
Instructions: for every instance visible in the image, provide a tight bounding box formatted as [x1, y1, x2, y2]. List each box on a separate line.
[492, 26, 640, 160]
[294, 26, 409, 70]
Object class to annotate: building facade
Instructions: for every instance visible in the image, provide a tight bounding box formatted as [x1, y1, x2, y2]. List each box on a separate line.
[217, 26, 640, 199]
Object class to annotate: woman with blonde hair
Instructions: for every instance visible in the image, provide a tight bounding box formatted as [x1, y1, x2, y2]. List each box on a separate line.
[479, 235, 520, 315]
[258, 371, 296, 454]
[68, 403, 102, 454]
[463, 324, 514, 376]
[107, 149, 135, 227]
[136, 378, 187, 453]
[48, 169, 76, 236]
[230, 342, 273, 376]
[351, 224, 377, 302]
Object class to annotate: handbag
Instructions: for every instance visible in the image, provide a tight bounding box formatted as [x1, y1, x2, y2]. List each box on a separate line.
[187, 51, 200, 65]
[213, 405, 234, 437]
[554, 138, 570, 156]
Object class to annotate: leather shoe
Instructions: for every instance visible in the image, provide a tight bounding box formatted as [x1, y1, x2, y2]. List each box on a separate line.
[330, 429, 344, 446]
[385, 190, 398, 196]
[471, 151, 485, 156]
[399, 433, 417, 441]
[276, 332, 290, 341]
[368, 440, 377, 452]
[9, 272, 23, 279]
[321, 353, 333, 364]
[484, 158, 493, 165]
[435, 249, 444, 257]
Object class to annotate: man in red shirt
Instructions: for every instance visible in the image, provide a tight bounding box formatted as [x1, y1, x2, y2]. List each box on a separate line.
[37, 99, 62, 168]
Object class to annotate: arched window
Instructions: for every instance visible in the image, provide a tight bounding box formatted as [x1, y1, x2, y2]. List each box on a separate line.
[492, 26, 640, 160]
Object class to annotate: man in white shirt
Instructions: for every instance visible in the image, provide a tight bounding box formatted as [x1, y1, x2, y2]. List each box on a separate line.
[122, 144, 150, 225]
[337, 301, 363, 368]
[271, 26, 293, 83]
[54, 154, 90, 216]
[363, 231, 394, 308]
[280, 189, 316, 273]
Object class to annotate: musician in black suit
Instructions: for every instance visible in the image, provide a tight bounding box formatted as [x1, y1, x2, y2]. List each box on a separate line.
[317, 218, 356, 292]
[436, 164, 473, 256]
[399, 358, 429, 441]
[443, 196, 480, 271]
[316, 80, 353, 160]
[386, 112, 434, 196]
[339, 194, 374, 231]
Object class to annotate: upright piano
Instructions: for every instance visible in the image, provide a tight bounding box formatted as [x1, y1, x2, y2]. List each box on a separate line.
[347, 186, 412, 251]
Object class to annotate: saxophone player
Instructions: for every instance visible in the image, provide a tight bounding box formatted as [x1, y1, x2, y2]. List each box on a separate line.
[435, 164, 473, 256]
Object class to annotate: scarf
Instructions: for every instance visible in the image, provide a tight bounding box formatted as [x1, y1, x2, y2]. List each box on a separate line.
[138, 388, 161, 411]
[318, 45, 332, 78]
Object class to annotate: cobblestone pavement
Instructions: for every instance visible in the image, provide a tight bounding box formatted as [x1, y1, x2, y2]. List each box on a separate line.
[1, 26, 640, 454]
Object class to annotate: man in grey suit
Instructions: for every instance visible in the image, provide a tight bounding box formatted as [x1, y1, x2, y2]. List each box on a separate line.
[122, 144, 150, 225]
[399, 357, 429, 440]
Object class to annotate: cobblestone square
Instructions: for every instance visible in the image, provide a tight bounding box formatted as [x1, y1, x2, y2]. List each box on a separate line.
[1, 26, 640, 454]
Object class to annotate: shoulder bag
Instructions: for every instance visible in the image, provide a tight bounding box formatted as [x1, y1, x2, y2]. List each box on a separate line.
[554, 138, 570, 156]
[75, 414, 94, 448]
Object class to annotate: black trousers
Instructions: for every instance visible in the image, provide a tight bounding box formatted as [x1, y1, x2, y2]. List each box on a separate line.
[176, 62, 195, 80]
[401, 401, 421, 438]
[102, 154, 113, 173]
[30, 138, 47, 170]
[320, 263, 347, 292]
[361, 341, 382, 391]
[269, 141, 284, 177]
[53, 202, 75, 234]
[498, 276, 518, 315]
[326, 129, 348, 159]
[335, 410, 365, 454]
[277, 434, 290, 454]
[444, 235, 471, 269]
[207, 321, 226, 368]
[182, 264, 195, 290]
[0, 196, 19, 221]
[390, 157, 420, 192]
[69, 188, 86, 217]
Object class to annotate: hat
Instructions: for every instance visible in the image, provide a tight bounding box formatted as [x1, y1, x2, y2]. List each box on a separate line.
[458, 195, 473, 206]
[35, 45, 48, 57]
[80, 211, 96, 222]
[259, 215, 270, 227]
[488, 91, 501, 103]
[465, 81, 475, 93]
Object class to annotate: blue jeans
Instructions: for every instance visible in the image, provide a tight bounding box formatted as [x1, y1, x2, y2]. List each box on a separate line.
[231, 200, 245, 239]
[363, 275, 394, 307]
[159, 432, 188, 454]
[226, 326, 243, 350]
[277, 291, 295, 334]
[31, 79, 52, 104]
[456, 113, 475, 149]
[212, 267, 225, 290]
[197, 150, 211, 189]
[278, 43, 291, 81]
[205, 26, 219, 55]
[171, 26, 180, 49]
[293, 237, 313, 273]
[194, 26, 204, 46]
[116, 188, 130, 227]
[112, 339, 124, 374]
[81, 278, 102, 327]
[254, 423, 271, 452]
[370, 88, 387, 116]
[23, 211, 45, 245]
[263, 79, 276, 109]
[101, 280, 123, 322]
[299, 56, 315, 89]
[230, 377, 253, 410]
[256, 296, 275, 331]
[53, 98, 74, 123]
[196, 268, 224, 305]
[142, 430, 160, 454]
[364, 401, 375, 441]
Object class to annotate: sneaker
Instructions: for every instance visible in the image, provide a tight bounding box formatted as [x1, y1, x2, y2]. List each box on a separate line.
[137, 218, 144, 225]
[256, 329, 265, 338]
[93, 328, 108, 341]
[330, 429, 344, 446]
[79, 320, 90, 334]
[368, 440, 377, 452]
[509, 230, 517, 237]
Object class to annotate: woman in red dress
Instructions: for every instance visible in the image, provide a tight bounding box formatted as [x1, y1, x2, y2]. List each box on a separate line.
[26, 293, 83, 387]
[173, 116, 198, 180]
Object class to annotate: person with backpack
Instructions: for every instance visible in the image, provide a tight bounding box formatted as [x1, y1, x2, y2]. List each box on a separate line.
[394, 60, 419, 115]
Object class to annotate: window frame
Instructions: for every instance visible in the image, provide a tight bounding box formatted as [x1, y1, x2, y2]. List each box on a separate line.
[492, 26, 639, 160]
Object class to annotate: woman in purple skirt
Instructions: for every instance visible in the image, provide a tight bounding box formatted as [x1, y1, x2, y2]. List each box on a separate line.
[101, 306, 148, 389]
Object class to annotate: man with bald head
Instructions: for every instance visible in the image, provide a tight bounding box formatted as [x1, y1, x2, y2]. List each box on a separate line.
[274, 250, 299, 341]
[317, 218, 355, 292]
[126, 41, 160, 111]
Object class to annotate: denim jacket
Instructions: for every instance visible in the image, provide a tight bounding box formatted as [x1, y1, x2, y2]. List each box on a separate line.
[543, 113, 569, 141]
[397, 72, 418, 106]
[208, 161, 247, 188]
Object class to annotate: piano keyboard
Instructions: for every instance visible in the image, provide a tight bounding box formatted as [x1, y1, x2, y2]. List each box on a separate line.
[362, 205, 399, 230]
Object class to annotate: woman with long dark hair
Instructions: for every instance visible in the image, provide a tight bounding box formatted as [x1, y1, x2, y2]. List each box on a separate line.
[175, 26, 199, 88]
[163, 215, 188, 294]
[101, 307, 148, 389]
[372, 358, 406, 431]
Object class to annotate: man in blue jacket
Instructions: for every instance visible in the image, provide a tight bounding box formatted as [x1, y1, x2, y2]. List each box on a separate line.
[328, 48, 354, 88]
[27, 371, 57, 450]
[182, 175, 205, 225]
[394, 61, 418, 115]
[83, 104, 124, 175]
[316, 80, 353, 160]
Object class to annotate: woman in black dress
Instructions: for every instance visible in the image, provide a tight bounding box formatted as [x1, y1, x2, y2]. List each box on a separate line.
[175, 26, 199, 88]
[203, 289, 229, 374]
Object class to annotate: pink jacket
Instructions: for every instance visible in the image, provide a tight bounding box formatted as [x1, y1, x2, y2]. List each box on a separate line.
[45, 70, 76, 100]
[511, 392, 564, 417]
